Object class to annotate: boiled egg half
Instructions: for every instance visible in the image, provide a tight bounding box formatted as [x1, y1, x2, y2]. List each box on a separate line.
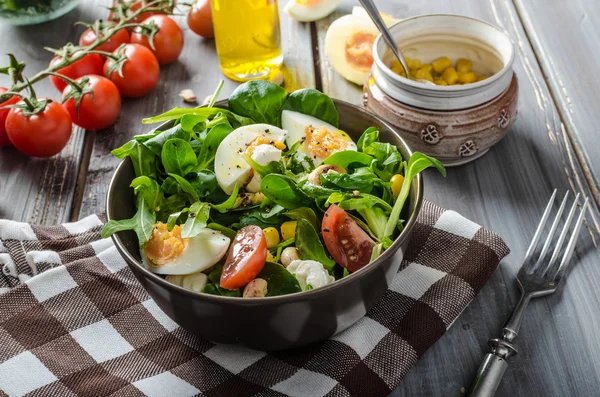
[284, 0, 341, 22]
[214, 124, 287, 195]
[281, 110, 356, 165]
[143, 223, 230, 275]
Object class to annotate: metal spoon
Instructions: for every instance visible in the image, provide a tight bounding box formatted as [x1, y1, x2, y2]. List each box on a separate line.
[358, 0, 435, 85]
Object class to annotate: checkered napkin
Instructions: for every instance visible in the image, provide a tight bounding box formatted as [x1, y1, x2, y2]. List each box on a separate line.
[0, 200, 509, 397]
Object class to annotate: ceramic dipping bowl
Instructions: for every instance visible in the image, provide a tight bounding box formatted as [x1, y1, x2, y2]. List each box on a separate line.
[106, 99, 423, 351]
[364, 14, 518, 166]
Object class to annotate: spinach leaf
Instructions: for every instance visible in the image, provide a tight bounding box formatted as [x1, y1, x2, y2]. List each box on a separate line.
[300, 182, 340, 201]
[212, 184, 239, 213]
[130, 176, 163, 212]
[208, 266, 242, 297]
[207, 223, 238, 240]
[383, 152, 446, 238]
[322, 150, 373, 171]
[239, 207, 288, 229]
[284, 207, 318, 230]
[143, 107, 254, 128]
[161, 139, 197, 176]
[168, 173, 200, 202]
[182, 201, 211, 238]
[295, 219, 336, 272]
[197, 122, 233, 170]
[262, 204, 286, 219]
[280, 88, 339, 127]
[228, 80, 288, 125]
[202, 283, 220, 295]
[101, 196, 155, 247]
[143, 124, 190, 156]
[261, 174, 314, 210]
[188, 170, 219, 199]
[157, 194, 189, 223]
[242, 153, 286, 177]
[321, 167, 378, 193]
[112, 140, 157, 178]
[257, 262, 302, 296]
[357, 127, 379, 152]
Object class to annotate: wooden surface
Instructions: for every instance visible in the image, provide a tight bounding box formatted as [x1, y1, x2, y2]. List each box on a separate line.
[1, 0, 600, 396]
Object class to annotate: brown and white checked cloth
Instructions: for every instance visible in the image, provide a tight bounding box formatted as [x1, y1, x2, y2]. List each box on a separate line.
[0, 200, 509, 397]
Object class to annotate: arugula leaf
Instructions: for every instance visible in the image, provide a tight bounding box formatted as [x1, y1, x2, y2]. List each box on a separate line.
[261, 174, 314, 210]
[257, 262, 302, 296]
[280, 88, 339, 128]
[112, 140, 157, 178]
[167, 209, 188, 230]
[284, 207, 319, 230]
[357, 127, 379, 152]
[322, 150, 373, 171]
[228, 80, 288, 125]
[295, 219, 336, 272]
[182, 201, 211, 238]
[143, 124, 191, 156]
[212, 184, 239, 213]
[168, 173, 200, 202]
[161, 138, 197, 176]
[101, 196, 155, 247]
[197, 122, 233, 170]
[130, 176, 163, 212]
[143, 107, 254, 128]
[383, 152, 446, 238]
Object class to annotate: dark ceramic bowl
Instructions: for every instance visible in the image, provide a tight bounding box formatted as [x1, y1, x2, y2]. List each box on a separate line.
[107, 99, 423, 351]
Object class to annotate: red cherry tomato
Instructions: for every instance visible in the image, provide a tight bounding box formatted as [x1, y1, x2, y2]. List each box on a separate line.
[220, 225, 267, 290]
[103, 43, 160, 98]
[49, 53, 104, 93]
[131, 15, 184, 66]
[0, 88, 20, 147]
[62, 75, 121, 131]
[79, 27, 130, 54]
[187, 0, 213, 38]
[6, 100, 72, 158]
[322, 204, 375, 272]
[108, 0, 167, 24]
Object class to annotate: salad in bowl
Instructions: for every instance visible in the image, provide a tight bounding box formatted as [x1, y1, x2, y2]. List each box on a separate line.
[102, 80, 445, 300]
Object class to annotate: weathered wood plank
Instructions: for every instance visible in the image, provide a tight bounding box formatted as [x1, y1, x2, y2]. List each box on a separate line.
[514, 0, 600, 206]
[76, 1, 316, 218]
[0, 11, 87, 224]
[314, 1, 600, 396]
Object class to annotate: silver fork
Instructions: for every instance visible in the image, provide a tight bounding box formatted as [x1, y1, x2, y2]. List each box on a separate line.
[465, 190, 589, 397]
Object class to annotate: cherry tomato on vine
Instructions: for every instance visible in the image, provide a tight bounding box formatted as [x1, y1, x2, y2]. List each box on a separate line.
[49, 53, 104, 93]
[62, 75, 121, 131]
[131, 15, 183, 66]
[0, 87, 20, 147]
[6, 100, 72, 158]
[187, 0, 213, 38]
[108, 0, 169, 24]
[79, 27, 130, 54]
[103, 44, 160, 98]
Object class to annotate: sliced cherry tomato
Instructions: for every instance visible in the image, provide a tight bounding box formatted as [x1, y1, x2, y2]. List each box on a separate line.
[103, 43, 160, 98]
[322, 204, 375, 272]
[220, 225, 267, 290]
[0, 88, 20, 147]
[131, 15, 183, 66]
[79, 27, 130, 54]
[49, 53, 104, 93]
[6, 100, 72, 158]
[62, 75, 121, 131]
[187, 0, 213, 38]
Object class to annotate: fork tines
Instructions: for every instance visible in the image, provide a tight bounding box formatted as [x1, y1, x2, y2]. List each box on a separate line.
[523, 189, 589, 282]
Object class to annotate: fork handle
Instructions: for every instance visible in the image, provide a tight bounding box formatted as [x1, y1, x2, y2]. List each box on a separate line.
[465, 339, 518, 397]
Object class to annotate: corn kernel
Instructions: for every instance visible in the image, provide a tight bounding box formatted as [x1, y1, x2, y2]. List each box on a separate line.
[434, 79, 448, 86]
[414, 68, 433, 82]
[267, 251, 276, 262]
[280, 221, 297, 241]
[457, 71, 477, 84]
[390, 174, 404, 197]
[477, 74, 489, 82]
[442, 67, 459, 85]
[456, 58, 472, 73]
[419, 64, 433, 73]
[263, 227, 280, 249]
[408, 58, 422, 69]
[432, 56, 452, 74]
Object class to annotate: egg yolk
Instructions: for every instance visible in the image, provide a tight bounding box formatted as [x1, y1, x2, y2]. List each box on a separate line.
[245, 136, 286, 155]
[305, 126, 348, 160]
[145, 222, 188, 266]
[345, 31, 377, 71]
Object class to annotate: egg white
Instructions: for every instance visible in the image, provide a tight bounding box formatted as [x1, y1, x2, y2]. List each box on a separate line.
[144, 229, 230, 275]
[281, 110, 356, 164]
[284, 0, 341, 22]
[214, 124, 287, 195]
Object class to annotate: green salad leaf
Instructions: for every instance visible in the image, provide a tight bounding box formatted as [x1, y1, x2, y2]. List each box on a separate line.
[280, 88, 339, 128]
[197, 122, 233, 170]
[101, 196, 155, 247]
[261, 174, 314, 210]
[161, 138, 197, 176]
[284, 207, 318, 230]
[182, 201, 211, 238]
[112, 141, 157, 179]
[143, 107, 254, 128]
[208, 266, 242, 297]
[130, 176, 163, 212]
[143, 124, 190, 156]
[295, 219, 336, 272]
[257, 262, 302, 296]
[228, 80, 288, 126]
[168, 173, 199, 202]
[212, 184, 239, 213]
[322, 150, 373, 171]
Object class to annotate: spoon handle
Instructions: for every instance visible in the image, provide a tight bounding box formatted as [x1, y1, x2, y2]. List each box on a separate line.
[357, 0, 409, 74]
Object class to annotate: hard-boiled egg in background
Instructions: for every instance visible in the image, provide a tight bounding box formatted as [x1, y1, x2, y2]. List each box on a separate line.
[281, 110, 357, 165]
[284, 0, 342, 22]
